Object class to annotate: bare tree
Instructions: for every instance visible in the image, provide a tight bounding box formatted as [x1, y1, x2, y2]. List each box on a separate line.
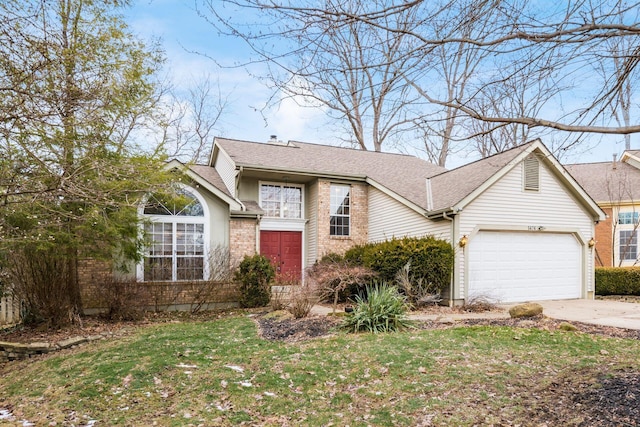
[199, 0, 424, 152]
[199, 0, 640, 164]
[593, 3, 640, 151]
[159, 75, 231, 163]
[413, 0, 502, 165]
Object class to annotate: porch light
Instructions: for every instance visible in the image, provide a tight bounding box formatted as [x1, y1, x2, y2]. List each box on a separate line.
[588, 237, 596, 248]
[459, 235, 468, 248]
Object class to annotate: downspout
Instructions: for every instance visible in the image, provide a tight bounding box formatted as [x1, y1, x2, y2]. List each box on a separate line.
[235, 166, 243, 200]
[442, 210, 457, 307]
[255, 214, 262, 254]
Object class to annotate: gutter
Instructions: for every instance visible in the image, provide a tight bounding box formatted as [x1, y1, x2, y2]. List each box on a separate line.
[236, 164, 368, 181]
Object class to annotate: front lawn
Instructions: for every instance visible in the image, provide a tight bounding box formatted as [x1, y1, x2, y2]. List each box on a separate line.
[1, 314, 638, 426]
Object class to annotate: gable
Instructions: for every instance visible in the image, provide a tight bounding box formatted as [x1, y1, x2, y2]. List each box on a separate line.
[462, 156, 595, 228]
[445, 143, 604, 222]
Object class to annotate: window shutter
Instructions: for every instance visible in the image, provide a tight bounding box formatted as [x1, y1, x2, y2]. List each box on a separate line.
[523, 156, 540, 191]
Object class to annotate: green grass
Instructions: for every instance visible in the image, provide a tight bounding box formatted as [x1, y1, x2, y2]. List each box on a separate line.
[1, 316, 639, 426]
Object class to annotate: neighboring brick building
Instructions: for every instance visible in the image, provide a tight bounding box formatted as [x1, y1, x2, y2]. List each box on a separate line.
[566, 152, 640, 267]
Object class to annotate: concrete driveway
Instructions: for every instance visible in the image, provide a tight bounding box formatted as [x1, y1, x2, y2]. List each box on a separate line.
[517, 299, 640, 330]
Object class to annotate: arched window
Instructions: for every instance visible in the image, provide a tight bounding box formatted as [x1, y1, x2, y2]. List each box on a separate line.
[141, 187, 207, 281]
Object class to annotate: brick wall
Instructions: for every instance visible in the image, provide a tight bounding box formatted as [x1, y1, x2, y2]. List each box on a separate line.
[316, 180, 368, 258]
[594, 207, 613, 267]
[78, 258, 113, 309]
[230, 218, 258, 263]
[78, 258, 241, 312]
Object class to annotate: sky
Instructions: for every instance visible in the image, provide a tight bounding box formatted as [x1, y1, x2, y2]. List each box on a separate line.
[123, 0, 635, 168]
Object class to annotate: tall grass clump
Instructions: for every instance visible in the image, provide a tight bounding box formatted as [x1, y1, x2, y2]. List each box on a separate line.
[343, 283, 413, 333]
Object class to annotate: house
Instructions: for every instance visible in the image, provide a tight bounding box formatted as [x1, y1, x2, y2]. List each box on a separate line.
[565, 151, 640, 267]
[102, 136, 603, 308]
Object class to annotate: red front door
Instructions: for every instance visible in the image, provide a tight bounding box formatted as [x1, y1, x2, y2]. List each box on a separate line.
[260, 231, 302, 281]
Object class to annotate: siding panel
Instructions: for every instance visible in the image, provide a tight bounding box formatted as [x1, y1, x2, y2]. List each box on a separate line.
[306, 181, 319, 266]
[368, 187, 449, 242]
[214, 149, 237, 197]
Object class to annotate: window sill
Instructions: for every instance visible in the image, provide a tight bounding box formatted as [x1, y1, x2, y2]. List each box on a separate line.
[329, 235, 351, 240]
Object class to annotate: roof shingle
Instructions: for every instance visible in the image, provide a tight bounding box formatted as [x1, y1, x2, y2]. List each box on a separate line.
[215, 137, 447, 209]
[564, 161, 640, 203]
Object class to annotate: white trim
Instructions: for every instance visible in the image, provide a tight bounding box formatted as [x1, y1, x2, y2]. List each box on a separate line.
[259, 218, 307, 232]
[258, 181, 305, 220]
[366, 178, 428, 216]
[165, 159, 242, 211]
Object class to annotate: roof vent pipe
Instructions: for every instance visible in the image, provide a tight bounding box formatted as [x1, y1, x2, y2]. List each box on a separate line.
[613, 153, 617, 170]
[269, 135, 278, 143]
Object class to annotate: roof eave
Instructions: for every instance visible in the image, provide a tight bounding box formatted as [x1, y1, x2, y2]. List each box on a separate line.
[365, 178, 429, 217]
[239, 164, 368, 181]
[165, 159, 243, 211]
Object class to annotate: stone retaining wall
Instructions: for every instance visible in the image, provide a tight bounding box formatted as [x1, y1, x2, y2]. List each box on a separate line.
[0, 331, 125, 363]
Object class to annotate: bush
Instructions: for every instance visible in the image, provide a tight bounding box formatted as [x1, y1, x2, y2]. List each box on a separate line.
[4, 247, 76, 328]
[97, 279, 146, 321]
[306, 259, 377, 306]
[596, 267, 640, 296]
[342, 283, 414, 333]
[235, 255, 275, 308]
[347, 236, 454, 296]
[288, 284, 319, 319]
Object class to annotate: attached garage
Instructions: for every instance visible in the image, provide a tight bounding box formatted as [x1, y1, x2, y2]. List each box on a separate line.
[467, 231, 583, 303]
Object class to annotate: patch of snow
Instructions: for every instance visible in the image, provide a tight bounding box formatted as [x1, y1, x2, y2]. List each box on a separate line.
[0, 409, 14, 420]
[176, 363, 198, 369]
[224, 364, 244, 372]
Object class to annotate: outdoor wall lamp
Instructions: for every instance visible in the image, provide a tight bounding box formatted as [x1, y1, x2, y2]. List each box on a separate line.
[588, 237, 596, 248]
[459, 235, 468, 248]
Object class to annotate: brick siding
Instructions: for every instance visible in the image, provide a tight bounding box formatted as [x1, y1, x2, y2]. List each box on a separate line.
[594, 207, 613, 267]
[230, 218, 258, 263]
[78, 259, 241, 312]
[316, 180, 368, 258]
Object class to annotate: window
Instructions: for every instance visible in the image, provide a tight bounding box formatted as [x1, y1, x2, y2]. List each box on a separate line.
[260, 183, 302, 218]
[618, 211, 640, 225]
[620, 230, 638, 261]
[330, 184, 350, 236]
[523, 155, 540, 191]
[142, 188, 206, 281]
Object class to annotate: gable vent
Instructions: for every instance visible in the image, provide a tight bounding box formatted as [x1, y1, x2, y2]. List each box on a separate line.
[523, 155, 540, 191]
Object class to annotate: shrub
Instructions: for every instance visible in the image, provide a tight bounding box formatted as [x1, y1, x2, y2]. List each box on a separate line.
[347, 236, 453, 297]
[4, 247, 76, 328]
[305, 259, 376, 307]
[342, 283, 414, 333]
[394, 261, 442, 306]
[596, 267, 640, 296]
[235, 255, 275, 308]
[288, 284, 319, 319]
[97, 279, 146, 321]
[343, 243, 376, 265]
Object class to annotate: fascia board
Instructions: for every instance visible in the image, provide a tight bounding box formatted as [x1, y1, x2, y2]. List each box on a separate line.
[164, 159, 242, 211]
[365, 178, 429, 217]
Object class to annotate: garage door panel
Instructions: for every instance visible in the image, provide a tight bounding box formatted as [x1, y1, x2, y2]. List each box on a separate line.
[468, 231, 581, 303]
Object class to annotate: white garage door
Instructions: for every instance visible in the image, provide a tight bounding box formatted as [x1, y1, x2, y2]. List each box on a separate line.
[467, 231, 582, 303]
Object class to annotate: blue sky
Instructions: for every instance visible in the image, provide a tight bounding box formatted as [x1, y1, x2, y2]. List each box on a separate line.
[123, 0, 633, 167]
